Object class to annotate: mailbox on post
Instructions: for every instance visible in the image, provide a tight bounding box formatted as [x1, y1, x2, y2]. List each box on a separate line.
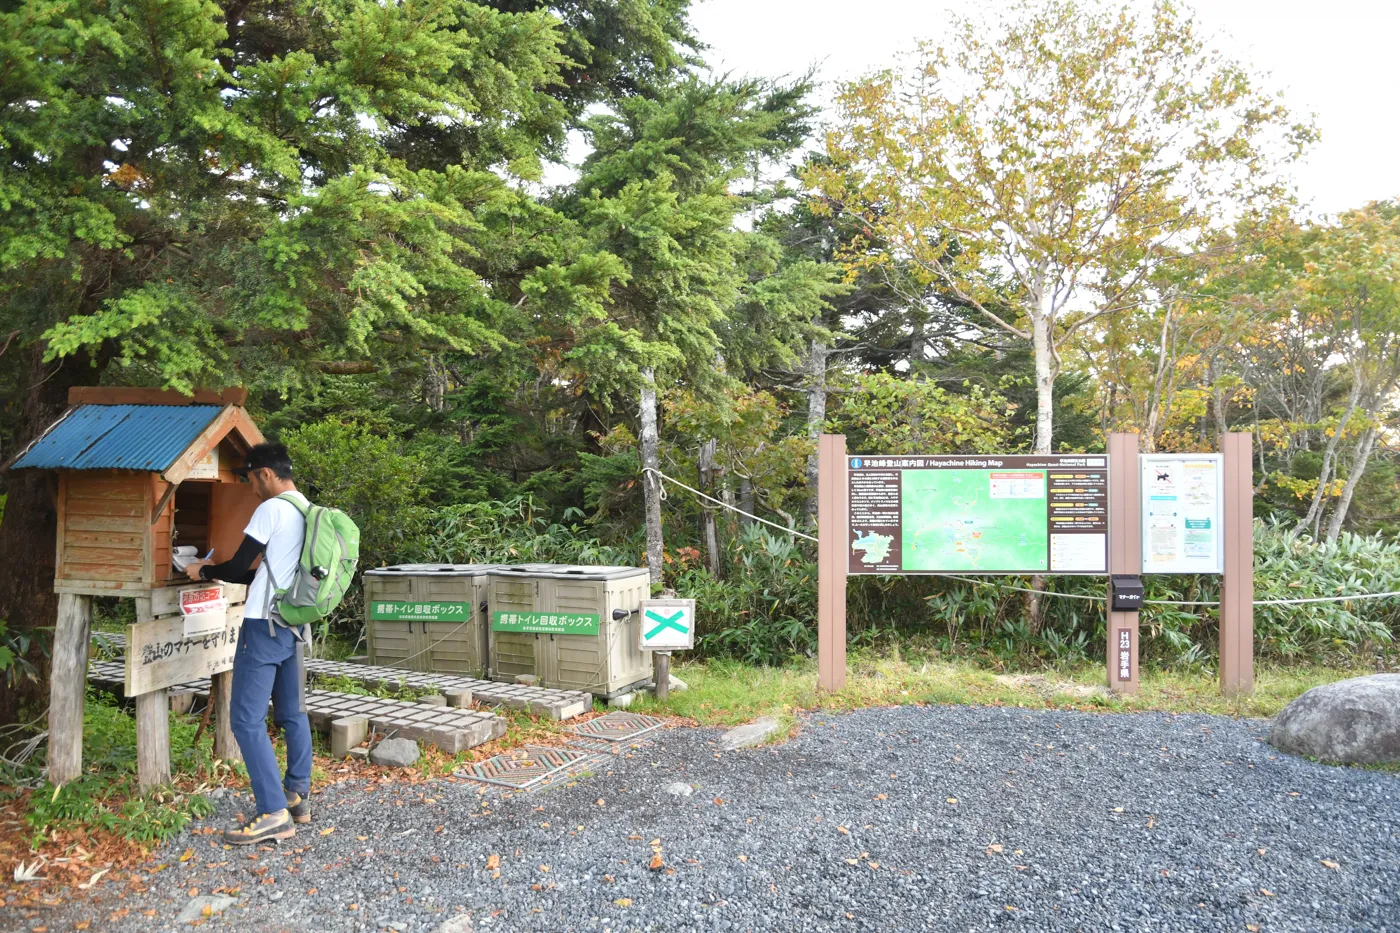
[1110, 574, 1145, 611]
[10, 387, 265, 788]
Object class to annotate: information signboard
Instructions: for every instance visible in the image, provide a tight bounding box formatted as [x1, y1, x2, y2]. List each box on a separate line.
[1140, 454, 1224, 574]
[847, 455, 1108, 574]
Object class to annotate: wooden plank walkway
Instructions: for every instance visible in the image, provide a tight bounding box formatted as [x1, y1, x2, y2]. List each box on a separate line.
[301, 658, 592, 721]
[87, 660, 503, 754]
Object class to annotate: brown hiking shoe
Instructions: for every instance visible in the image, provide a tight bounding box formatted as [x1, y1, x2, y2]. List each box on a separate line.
[285, 791, 311, 824]
[223, 810, 295, 845]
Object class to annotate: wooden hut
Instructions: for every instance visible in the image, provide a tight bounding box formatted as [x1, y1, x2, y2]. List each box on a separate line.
[10, 387, 265, 786]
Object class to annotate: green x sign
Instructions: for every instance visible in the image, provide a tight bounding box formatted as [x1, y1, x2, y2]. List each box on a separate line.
[645, 609, 687, 639]
[638, 599, 695, 650]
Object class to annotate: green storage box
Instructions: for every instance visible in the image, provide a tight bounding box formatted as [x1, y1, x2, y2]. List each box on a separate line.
[363, 564, 500, 675]
[486, 564, 652, 697]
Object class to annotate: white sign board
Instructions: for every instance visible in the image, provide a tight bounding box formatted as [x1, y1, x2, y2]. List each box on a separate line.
[125, 604, 244, 696]
[187, 445, 219, 479]
[639, 598, 696, 651]
[180, 584, 229, 638]
[1141, 454, 1224, 574]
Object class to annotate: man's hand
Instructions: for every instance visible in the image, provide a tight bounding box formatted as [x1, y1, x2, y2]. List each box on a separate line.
[184, 560, 209, 582]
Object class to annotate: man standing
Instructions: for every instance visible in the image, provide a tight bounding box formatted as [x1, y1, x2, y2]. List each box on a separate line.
[185, 442, 313, 844]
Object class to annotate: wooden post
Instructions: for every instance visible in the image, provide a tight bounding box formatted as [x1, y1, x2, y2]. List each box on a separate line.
[48, 593, 92, 785]
[817, 434, 848, 692]
[133, 596, 172, 789]
[209, 670, 242, 763]
[1106, 433, 1142, 694]
[1220, 432, 1255, 695]
[653, 652, 671, 702]
[135, 690, 172, 788]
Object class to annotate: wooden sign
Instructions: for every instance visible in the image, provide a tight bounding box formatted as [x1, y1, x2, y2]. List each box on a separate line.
[125, 603, 244, 696]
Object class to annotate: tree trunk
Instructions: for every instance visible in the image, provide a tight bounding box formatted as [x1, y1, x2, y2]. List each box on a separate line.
[1209, 354, 1228, 437]
[47, 593, 91, 784]
[1027, 312, 1055, 632]
[0, 347, 90, 727]
[1297, 381, 1360, 536]
[1030, 312, 1055, 455]
[738, 477, 755, 527]
[639, 368, 664, 586]
[804, 337, 830, 523]
[1325, 424, 1377, 542]
[698, 438, 722, 578]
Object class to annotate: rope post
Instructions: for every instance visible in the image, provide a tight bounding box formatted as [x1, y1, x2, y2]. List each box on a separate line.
[1106, 433, 1142, 695]
[1220, 432, 1255, 695]
[817, 434, 848, 693]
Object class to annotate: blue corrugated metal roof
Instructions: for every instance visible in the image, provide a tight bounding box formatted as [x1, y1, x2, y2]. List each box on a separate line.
[11, 404, 223, 472]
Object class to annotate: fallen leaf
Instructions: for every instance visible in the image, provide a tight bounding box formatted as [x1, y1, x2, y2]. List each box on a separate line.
[485, 854, 500, 870]
[649, 854, 664, 871]
[179, 849, 195, 863]
[75, 923, 90, 931]
[1112, 807, 1124, 813]
[188, 887, 199, 897]
[1321, 859, 1340, 870]
[347, 903, 358, 911]
[713, 798, 724, 806]
[628, 834, 643, 841]
[946, 798, 958, 805]
[867, 861, 880, 870]
[319, 827, 335, 836]
[1147, 816, 1155, 829]
[874, 794, 888, 801]
[837, 827, 849, 836]
[1004, 905, 1018, 912]
[1257, 848, 1268, 856]
[604, 874, 615, 883]
[844, 859, 858, 866]
[596, 799, 606, 807]
[614, 898, 632, 907]
[1261, 888, 1274, 897]
[1247, 925, 1260, 932]
[306, 888, 318, 895]
[737, 855, 748, 863]
[538, 865, 550, 873]
[985, 844, 1004, 855]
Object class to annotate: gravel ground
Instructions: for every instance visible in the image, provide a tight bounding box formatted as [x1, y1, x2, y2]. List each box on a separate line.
[6, 705, 1399, 933]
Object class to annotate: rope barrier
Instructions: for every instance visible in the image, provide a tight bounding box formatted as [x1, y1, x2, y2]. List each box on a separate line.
[643, 466, 1400, 609]
[643, 467, 818, 542]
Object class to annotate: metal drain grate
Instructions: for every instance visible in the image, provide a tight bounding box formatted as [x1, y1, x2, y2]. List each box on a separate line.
[569, 711, 665, 743]
[455, 745, 600, 789]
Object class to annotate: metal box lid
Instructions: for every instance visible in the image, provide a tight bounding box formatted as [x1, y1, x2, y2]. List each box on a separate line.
[364, 563, 503, 577]
[489, 564, 650, 581]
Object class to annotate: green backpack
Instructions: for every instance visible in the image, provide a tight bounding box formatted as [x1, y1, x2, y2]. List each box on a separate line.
[263, 493, 361, 628]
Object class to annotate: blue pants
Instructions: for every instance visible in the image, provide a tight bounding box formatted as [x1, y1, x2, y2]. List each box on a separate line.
[230, 619, 312, 816]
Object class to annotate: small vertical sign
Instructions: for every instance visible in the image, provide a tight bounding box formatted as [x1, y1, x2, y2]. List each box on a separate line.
[1116, 627, 1134, 683]
[639, 598, 696, 651]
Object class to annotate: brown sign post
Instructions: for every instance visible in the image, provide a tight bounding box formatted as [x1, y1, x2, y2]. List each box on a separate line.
[1219, 432, 1255, 695]
[817, 434, 848, 692]
[1106, 433, 1142, 694]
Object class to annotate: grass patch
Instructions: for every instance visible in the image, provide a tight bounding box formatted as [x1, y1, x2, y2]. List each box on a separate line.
[625, 653, 1374, 727]
[0, 691, 232, 851]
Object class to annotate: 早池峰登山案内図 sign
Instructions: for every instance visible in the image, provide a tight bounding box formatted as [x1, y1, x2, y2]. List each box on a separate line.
[846, 454, 1108, 575]
[369, 601, 472, 622]
[492, 611, 600, 636]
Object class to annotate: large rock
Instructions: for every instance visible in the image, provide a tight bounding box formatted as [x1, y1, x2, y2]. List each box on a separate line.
[1269, 674, 1400, 764]
[369, 737, 421, 768]
[720, 716, 782, 751]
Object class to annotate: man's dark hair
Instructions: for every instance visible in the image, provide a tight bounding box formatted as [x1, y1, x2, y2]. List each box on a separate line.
[246, 442, 294, 480]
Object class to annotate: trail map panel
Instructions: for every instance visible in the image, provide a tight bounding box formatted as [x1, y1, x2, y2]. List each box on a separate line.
[847, 455, 1108, 575]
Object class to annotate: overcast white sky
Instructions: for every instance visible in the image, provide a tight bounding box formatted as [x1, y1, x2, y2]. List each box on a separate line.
[688, 0, 1399, 218]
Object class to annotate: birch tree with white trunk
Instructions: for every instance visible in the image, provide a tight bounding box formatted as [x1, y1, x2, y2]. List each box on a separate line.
[808, 0, 1311, 456]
